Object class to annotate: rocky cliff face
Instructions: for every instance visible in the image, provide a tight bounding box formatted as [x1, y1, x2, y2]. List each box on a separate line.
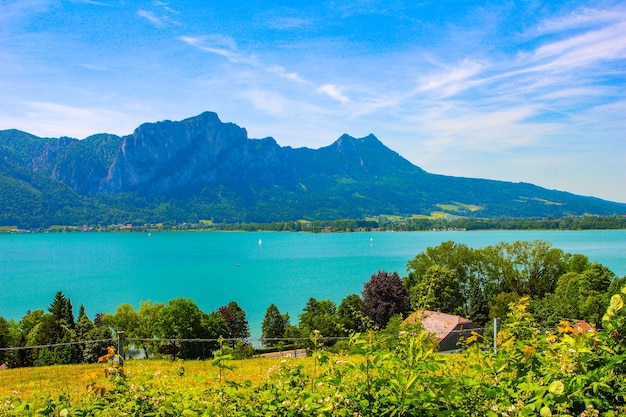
[101, 112, 251, 194]
[1, 112, 414, 198]
[97, 112, 404, 196]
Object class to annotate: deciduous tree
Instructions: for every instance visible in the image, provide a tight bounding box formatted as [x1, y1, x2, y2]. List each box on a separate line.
[218, 301, 250, 341]
[409, 265, 464, 314]
[157, 298, 207, 359]
[298, 298, 341, 339]
[337, 294, 363, 334]
[101, 303, 140, 336]
[361, 270, 409, 328]
[136, 300, 165, 358]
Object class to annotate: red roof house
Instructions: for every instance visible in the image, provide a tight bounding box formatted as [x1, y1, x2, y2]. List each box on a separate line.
[403, 310, 480, 352]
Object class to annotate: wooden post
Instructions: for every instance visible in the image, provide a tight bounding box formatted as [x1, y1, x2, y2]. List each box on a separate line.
[493, 318, 500, 354]
[117, 331, 125, 361]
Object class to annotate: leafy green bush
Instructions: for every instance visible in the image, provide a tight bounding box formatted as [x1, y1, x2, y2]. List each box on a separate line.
[2, 287, 625, 416]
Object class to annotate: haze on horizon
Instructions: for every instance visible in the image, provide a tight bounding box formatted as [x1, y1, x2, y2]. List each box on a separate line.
[1, 1, 624, 203]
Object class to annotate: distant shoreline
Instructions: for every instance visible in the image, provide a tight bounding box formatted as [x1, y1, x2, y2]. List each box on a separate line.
[2, 214, 625, 234]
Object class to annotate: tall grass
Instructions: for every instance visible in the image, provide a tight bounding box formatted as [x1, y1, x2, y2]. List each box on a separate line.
[0, 356, 316, 405]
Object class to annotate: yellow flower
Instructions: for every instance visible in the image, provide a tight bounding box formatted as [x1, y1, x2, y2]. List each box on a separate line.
[557, 320, 573, 334]
[522, 345, 536, 358]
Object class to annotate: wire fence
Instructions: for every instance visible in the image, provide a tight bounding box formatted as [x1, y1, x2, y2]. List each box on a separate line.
[0, 337, 315, 402]
[0, 327, 494, 400]
[0, 326, 493, 360]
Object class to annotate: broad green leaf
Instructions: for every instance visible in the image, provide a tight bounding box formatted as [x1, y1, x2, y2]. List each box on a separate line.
[405, 374, 418, 391]
[548, 380, 565, 396]
[610, 294, 624, 311]
[540, 405, 553, 417]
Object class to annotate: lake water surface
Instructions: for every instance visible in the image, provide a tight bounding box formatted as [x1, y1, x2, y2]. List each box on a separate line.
[1, 230, 624, 338]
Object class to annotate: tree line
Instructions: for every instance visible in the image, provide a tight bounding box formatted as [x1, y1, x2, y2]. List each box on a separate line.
[1, 240, 624, 367]
[0, 295, 252, 366]
[4, 214, 625, 234]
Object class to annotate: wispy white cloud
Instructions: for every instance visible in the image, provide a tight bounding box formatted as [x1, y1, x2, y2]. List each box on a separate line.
[1, 0, 56, 20]
[242, 89, 291, 116]
[317, 84, 350, 103]
[153, 1, 179, 15]
[137, 2, 180, 28]
[266, 65, 307, 83]
[535, 6, 625, 34]
[71, 0, 110, 6]
[345, 94, 405, 119]
[529, 23, 626, 68]
[362, 5, 626, 142]
[80, 63, 114, 72]
[180, 33, 359, 110]
[137, 9, 166, 27]
[416, 60, 484, 97]
[179, 35, 254, 65]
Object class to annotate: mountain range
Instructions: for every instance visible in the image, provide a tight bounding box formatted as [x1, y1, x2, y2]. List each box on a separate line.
[1, 111, 624, 228]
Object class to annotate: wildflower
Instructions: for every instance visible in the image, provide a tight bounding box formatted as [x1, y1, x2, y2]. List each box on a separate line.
[523, 345, 536, 358]
[579, 404, 600, 417]
[558, 321, 573, 334]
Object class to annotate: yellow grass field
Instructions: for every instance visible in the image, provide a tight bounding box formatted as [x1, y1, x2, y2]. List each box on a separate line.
[0, 356, 316, 405]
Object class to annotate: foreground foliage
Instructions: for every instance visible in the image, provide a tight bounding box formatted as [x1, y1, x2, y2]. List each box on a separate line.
[1, 287, 625, 416]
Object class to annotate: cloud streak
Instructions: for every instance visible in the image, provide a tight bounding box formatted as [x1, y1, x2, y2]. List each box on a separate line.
[137, 9, 166, 27]
[179, 35, 251, 64]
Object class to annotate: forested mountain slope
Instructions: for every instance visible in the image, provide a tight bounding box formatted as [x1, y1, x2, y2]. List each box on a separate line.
[1, 112, 624, 228]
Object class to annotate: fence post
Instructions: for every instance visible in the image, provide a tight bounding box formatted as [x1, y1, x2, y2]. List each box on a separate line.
[117, 331, 125, 361]
[493, 318, 500, 354]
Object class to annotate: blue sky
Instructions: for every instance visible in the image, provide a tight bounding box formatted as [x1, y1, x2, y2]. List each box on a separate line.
[1, 1, 625, 203]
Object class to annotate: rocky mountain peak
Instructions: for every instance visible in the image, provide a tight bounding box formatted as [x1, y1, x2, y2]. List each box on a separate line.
[102, 112, 250, 194]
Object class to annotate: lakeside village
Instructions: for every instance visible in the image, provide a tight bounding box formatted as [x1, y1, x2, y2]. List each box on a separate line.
[2, 213, 626, 234]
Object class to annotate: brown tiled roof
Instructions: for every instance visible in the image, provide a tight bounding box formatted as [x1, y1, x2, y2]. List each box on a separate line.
[572, 320, 596, 334]
[404, 310, 473, 342]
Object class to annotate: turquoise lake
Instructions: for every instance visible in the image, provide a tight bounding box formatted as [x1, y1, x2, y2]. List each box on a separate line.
[1, 230, 625, 339]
